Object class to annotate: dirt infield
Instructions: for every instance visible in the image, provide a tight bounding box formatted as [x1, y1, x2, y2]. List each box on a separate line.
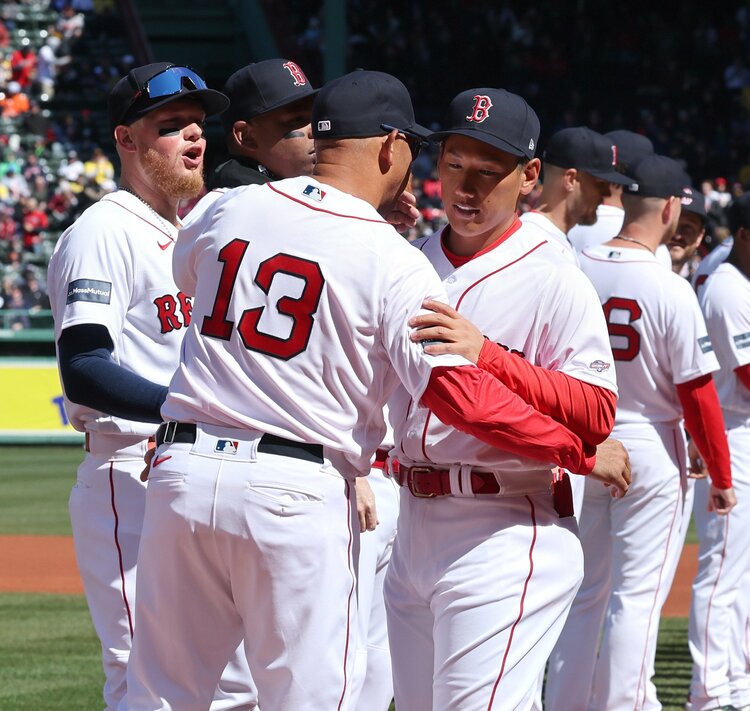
[0, 535, 697, 615]
[0, 535, 83, 594]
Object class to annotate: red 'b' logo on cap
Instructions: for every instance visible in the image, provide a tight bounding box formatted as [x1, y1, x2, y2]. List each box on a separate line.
[283, 61, 307, 87]
[466, 95, 493, 123]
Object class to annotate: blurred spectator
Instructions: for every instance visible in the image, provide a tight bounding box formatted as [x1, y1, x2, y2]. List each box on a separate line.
[1, 165, 29, 201]
[58, 148, 84, 184]
[0, 81, 30, 117]
[57, 4, 86, 45]
[20, 196, 49, 253]
[10, 41, 37, 90]
[36, 35, 71, 101]
[1, 279, 32, 330]
[22, 101, 53, 140]
[0, 20, 9, 50]
[82, 146, 114, 190]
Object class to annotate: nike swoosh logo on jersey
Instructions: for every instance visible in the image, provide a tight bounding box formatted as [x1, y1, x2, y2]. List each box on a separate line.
[152, 455, 172, 468]
[157, 240, 173, 250]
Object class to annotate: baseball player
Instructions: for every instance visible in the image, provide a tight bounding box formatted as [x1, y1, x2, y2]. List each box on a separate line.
[545, 155, 736, 711]
[195, 58, 402, 710]
[688, 193, 750, 711]
[120, 70, 629, 711]
[209, 58, 316, 189]
[693, 235, 734, 290]
[567, 129, 673, 270]
[47, 63, 256, 711]
[521, 125, 631, 267]
[669, 185, 708, 278]
[383, 88, 628, 711]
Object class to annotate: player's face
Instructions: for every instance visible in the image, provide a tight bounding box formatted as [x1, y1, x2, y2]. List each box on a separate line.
[250, 100, 315, 178]
[132, 98, 207, 199]
[668, 211, 705, 268]
[574, 172, 610, 226]
[439, 135, 538, 253]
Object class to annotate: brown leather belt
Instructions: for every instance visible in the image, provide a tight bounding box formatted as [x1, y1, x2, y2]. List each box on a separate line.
[394, 463, 501, 498]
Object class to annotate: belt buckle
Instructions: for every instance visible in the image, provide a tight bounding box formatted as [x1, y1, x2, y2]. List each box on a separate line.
[408, 466, 437, 498]
[162, 420, 178, 444]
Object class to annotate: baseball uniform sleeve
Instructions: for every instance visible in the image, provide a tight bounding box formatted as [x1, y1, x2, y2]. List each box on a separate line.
[48, 206, 134, 346]
[667, 276, 719, 384]
[676, 374, 732, 489]
[535, 263, 618, 392]
[421, 365, 597, 474]
[477, 339, 617, 443]
[703, 274, 750, 371]
[737, 363, 750, 390]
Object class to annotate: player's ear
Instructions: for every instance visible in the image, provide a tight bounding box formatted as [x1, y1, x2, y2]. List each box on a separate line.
[233, 120, 257, 151]
[378, 130, 398, 173]
[519, 158, 541, 197]
[114, 125, 137, 154]
[563, 167, 577, 192]
[662, 195, 678, 225]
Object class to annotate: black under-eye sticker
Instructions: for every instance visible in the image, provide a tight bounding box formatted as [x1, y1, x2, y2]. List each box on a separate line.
[66, 279, 112, 305]
[698, 336, 714, 354]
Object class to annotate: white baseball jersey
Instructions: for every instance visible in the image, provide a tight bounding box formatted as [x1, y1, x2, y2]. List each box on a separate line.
[580, 244, 719, 425]
[698, 262, 750, 428]
[391, 220, 617, 482]
[163, 176, 467, 475]
[568, 203, 623, 253]
[520, 210, 580, 266]
[693, 237, 733, 289]
[47, 190, 191, 436]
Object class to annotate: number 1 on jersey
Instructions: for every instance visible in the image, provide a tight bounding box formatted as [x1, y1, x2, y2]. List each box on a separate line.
[201, 238, 326, 360]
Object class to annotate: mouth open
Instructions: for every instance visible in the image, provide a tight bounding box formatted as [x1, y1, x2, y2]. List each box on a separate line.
[182, 146, 203, 168]
[452, 203, 480, 218]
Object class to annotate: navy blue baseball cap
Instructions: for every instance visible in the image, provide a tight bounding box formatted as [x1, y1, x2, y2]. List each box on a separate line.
[430, 88, 540, 159]
[312, 70, 429, 140]
[108, 62, 229, 130]
[543, 126, 632, 185]
[605, 129, 655, 178]
[624, 155, 691, 199]
[680, 185, 707, 222]
[220, 58, 317, 131]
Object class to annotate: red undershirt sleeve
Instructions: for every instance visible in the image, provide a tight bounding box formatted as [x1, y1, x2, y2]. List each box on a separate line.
[736, 363, 750, 391]
[421, 365, 597, 475]
[676, 374, 732, 490]
[477, 339, 617, 444]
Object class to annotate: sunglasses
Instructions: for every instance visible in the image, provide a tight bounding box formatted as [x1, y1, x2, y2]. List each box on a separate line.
[380, 123, 426, 162]
[121, 66, 207, 123]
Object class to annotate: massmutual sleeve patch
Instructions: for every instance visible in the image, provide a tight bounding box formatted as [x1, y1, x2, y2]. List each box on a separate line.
[66, 279, 112, 305]
[734, 331, 750, 350]
[698, 336, 714, 354]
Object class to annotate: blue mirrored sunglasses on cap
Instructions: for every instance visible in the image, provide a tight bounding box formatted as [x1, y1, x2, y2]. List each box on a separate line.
[137, 65, 208, 100]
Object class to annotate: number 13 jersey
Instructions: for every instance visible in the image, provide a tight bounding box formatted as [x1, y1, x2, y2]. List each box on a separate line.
[580, 244, 718, 425]
[162, 177, 468, 474]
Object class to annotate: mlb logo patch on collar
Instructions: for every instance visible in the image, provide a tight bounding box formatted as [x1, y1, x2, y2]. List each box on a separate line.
[215, 439, 239, 454]
[302, 184, 326, 202]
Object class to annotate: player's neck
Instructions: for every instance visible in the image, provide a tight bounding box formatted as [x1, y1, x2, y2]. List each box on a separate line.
[313, 164, 385, 212]
[607, 221, 662, 254]
[534, 201, 572, 235]
[120, 178, 180, 226]
[727, 239, 750, 279]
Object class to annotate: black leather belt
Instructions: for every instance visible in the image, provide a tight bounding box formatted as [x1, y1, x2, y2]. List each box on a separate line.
[155, 422, 324, 464]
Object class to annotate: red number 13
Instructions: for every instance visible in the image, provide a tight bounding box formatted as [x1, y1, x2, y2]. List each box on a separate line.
[201, 239, 325, 360]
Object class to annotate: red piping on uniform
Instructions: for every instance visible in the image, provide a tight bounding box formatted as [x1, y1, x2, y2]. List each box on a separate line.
[419, 239, 548, 452]
[701, 514, 730, 698]
[634, 429, 683, 710]
[267, 183, 389, 225]
[487, 496, 537, 710]
[336, 479, 356, 711]
[109, 463, 134, 639]
[110, 199, 174, 239]
[455, 240, 547, 311]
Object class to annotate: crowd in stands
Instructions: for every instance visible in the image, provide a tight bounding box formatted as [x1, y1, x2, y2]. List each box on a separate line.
[0, 0, 129, 327]
[1, 0, 748, 329]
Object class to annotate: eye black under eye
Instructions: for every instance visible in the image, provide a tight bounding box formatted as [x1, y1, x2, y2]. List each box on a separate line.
[158, 127, 181, 137]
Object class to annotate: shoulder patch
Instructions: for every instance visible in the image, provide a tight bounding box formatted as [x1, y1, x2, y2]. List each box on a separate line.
[66, 279, 112, 305]
[302, 184, 326, 202]
[698, 336, 714, 354]
[589, 359, 611, 373]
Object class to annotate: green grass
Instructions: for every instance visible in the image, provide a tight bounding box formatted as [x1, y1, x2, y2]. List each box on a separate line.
[0, 445, 696, 710]
[0, 445, 82, 535]
[0, 593, 103, 710]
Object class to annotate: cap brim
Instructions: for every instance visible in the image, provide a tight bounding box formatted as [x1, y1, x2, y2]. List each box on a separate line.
[407, 123, 431, 140]
[252, 90, 318, 119]
[429, 128, 529, 157]
[586, 169, 633, 186]
[126, 88, 230, 125]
